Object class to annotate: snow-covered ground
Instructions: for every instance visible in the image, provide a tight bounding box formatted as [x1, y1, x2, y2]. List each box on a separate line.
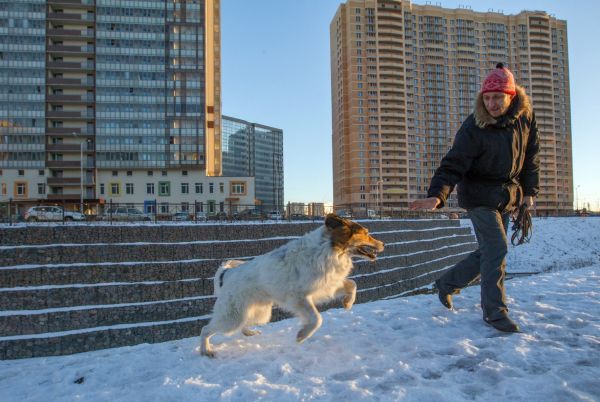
[0, 217, 599, 402]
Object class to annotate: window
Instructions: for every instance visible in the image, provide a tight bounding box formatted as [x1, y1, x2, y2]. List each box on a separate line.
[182, 170, 188, 176]
[18, 170, 24, 176]
[181, 183, 189, 194]
[147, 171, 153, 176]
[147, 183, 155, 195]
[219, 182, 224, 193]
[110, 182, 120, 195]
[38, 170, 45, 176]
[159, 181, 170, 196]
[231, 182, 246, 195]
[100, 183, 105, 195]
[126, 183, 134, 194]
[15, 182, 27, 197]
[37, 183, 46, 195]
[181, 202, 189, 212]
[127, 171, 132, 176]
[195, 183, 203, 194]
[162, 171, 167, 176]
[209, 182, 214, 193]
[112, 170, 118, 176]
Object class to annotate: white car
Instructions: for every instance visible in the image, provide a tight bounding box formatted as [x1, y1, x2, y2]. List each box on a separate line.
[24, 206, 86, 222]
[102, 207, 152, 221]
[267, 211, 283, 220]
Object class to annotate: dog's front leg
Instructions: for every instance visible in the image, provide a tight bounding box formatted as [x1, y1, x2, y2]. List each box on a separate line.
[295, 296, 322, 344]
[336, 279, 357, 310]
[199, 324, 217, 358]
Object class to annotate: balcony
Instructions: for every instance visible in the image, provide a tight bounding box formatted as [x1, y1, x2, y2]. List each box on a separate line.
[46, 77, 94, 87]
[47, 44, 95, 55]
[47, 60, 95, 71]
[48, 0, 95, 6]
[47, 12, 95, 23]
[47, 177, 81, 186]
[47, 160, 81, 168]
[46, 127, 95, 136]
[47, 28, 94, 39]
[46, 110, 94, 119]
[47, 144, 82, 152]
[47, 94, 94, 103]
[46, 194, 82, 200]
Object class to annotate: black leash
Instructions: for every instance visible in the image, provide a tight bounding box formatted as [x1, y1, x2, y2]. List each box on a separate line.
[511, 203, 532, 246]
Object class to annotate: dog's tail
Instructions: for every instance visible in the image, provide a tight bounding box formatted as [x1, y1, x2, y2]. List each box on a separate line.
[213, 259, 246, 296]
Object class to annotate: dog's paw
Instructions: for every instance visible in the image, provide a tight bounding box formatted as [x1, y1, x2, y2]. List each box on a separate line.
[242, 328, 261, 337]
[200, 349, 216, 358]
[296, 328, 314, 344]
[342, 295, 356, 310]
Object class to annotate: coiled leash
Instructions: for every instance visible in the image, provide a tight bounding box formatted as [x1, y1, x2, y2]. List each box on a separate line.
[511, 203, 532, 246]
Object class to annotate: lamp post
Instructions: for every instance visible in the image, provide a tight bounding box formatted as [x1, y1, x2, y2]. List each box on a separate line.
[80, 141, 84, 213]
[575, 185, 581, 212]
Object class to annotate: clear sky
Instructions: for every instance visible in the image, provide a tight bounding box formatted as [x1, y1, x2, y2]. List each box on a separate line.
[221, 0, 600, 211]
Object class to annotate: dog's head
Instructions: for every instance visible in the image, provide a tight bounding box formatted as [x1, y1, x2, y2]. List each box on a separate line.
[325, 214, 384, 261]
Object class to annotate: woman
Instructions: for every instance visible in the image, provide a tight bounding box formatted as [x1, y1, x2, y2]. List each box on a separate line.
[410, 63, 540, 333]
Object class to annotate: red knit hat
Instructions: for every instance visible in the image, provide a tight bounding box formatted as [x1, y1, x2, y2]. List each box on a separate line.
[481, 63, 516, 95]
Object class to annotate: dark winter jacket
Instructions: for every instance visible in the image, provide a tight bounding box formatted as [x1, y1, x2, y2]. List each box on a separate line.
[427, 85, 540, 212]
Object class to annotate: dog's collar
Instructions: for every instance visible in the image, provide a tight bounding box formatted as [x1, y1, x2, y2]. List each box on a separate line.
[218, 269, 227, 288]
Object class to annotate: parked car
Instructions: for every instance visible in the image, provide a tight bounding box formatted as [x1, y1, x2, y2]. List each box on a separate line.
[102, 207, 152, 221]
[336, 210, 353, 219]
[233, 208, 266, 220]
[24, 206, 86, 222]
[267, 211, 283, 220]
[193, 211, 208, 221]
[173, 212, 191, 221]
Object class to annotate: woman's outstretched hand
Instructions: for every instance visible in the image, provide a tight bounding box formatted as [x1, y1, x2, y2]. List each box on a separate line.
[409, 197, 441, 211]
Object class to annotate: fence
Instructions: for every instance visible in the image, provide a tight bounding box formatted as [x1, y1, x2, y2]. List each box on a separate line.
[0, 199, 586, 225]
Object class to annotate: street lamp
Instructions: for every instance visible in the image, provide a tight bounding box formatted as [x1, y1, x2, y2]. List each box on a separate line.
[80, 141, 84, 213]
[575, 184, 581, 211]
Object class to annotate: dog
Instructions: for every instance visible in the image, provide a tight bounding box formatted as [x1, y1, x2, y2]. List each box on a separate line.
[199, 213, 384, 358]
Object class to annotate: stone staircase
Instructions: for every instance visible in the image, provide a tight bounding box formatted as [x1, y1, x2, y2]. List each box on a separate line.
[0, 219, 477, 359]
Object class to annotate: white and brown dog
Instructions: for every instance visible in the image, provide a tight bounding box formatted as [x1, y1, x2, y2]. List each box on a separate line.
[199, 214, 384, 357]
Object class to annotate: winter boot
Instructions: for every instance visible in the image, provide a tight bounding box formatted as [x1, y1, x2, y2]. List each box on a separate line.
[484, 315, 521, 333]
[435, 279, 453, 310]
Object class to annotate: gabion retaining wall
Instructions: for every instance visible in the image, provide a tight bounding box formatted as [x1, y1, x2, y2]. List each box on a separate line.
[0, 220, 477, 359]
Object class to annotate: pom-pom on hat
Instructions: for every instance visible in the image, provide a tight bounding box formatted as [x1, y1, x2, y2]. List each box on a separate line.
[481, 63, 516, 95]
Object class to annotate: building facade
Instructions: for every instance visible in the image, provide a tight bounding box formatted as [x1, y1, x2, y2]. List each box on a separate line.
[330, 0, 572, 215]
[0, 0, 242, 213]
[222, 115, 284, 212]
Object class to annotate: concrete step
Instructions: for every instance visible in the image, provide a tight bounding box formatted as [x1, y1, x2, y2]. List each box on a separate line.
[0, 225, 470, 267]
[0, 278, 213, 311]
[0, 297, 214, 338]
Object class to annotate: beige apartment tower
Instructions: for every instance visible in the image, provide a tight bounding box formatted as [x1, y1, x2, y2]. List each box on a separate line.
[330, 0, 572, 215]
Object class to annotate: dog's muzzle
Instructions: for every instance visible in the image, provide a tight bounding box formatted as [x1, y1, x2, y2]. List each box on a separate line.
[356, 243, 384, 261]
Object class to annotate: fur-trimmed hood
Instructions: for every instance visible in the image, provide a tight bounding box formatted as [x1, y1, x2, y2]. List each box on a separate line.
[473, 85, 532, 128]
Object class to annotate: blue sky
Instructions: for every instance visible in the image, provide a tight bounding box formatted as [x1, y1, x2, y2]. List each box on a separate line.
[221, 0, 600, 210]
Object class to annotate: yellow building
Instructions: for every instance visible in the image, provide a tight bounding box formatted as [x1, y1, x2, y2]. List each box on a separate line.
[331, 0, 572, 215]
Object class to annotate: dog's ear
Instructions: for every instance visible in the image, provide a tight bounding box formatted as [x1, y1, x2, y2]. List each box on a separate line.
[325, 213, 346, 230]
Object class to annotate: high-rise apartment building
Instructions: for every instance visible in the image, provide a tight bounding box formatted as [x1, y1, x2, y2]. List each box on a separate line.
[331, 0, 572, 215]
[222, 115, 284, 212]
[0, 0, 229, 211]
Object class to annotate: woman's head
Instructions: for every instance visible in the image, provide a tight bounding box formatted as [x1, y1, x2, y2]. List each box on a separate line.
[481, 63, 516, 117]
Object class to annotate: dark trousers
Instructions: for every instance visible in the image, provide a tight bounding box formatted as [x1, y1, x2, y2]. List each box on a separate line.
[437, 207, 510, 321]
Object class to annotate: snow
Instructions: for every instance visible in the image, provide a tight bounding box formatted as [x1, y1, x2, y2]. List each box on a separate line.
[0, 217, 599, 402]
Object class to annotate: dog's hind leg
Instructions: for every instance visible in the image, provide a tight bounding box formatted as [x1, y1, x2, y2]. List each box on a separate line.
[294, 296, 323, 344]
[199, 323, 217, 358]
[335, 279, 357, 310]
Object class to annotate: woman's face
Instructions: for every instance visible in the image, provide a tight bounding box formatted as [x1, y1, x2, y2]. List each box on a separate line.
[483, 92, 514, 118]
